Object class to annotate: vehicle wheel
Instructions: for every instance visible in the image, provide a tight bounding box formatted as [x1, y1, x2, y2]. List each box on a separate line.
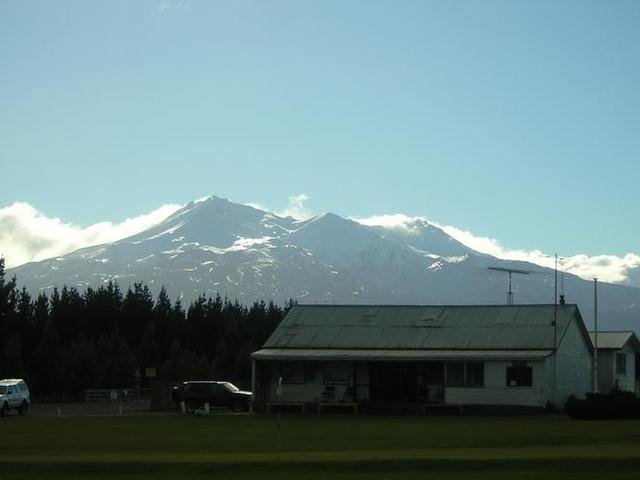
[185, 400, 198, 414]
[0, 402, 8, 417]
[231, 402, 244, 413]
[18, 401, 28, 416]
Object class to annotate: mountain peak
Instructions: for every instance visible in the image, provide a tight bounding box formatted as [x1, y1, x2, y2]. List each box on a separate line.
[297, 212, 365, 234]
[194, 194, 222, 204]
[7, 195, 640, 335]
[314, 212, 349, 223]
[182, 195, 264, 218]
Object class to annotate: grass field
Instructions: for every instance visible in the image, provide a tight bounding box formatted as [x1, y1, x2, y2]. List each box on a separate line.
[2, 413, 639, 479]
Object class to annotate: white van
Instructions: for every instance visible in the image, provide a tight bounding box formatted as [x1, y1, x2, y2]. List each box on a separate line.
[0, 379, 30, 416]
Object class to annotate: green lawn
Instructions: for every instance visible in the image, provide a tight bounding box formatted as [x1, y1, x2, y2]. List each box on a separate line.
[2, 413, 639, 479]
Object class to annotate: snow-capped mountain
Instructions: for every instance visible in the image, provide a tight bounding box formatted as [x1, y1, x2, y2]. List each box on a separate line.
[9, 196, 640, 332]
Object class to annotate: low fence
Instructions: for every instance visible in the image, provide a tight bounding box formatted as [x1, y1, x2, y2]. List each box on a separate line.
[83, 388, 149, 403]
[150, 380, 182, 410]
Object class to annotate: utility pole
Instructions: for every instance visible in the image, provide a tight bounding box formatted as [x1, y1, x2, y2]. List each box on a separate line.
[593, 278, 599, 393]
[553, 254, 558, 406]
[554, 254, 558, 351]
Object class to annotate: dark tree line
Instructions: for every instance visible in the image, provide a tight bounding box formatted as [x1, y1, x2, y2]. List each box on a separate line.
[0, 258, 290, 399]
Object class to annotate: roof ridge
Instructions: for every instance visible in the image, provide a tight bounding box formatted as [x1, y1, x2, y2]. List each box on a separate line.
[295, 303, 577, 308]
[588, 330, 633, 333]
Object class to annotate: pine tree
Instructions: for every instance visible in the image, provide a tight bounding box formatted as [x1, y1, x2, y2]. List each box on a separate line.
[139, 320, 161, 376]
[153, 287, 174, 360]
[120, 282, 154, 347]
[0, 256, 288, 394]
[33, 320, 63, 397]
[65, 335, 98, 397]
[84, 281, 122, 339]
[0, 258, 18, 347]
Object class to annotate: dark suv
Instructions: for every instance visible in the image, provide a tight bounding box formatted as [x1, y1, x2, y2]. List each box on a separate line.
[172, 381, 251, 412]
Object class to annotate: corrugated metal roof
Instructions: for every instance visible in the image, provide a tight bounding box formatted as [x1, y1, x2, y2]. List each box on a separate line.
[588, 331, 640, 350]
[252, 348, 554, 361]
[262, 304, 580, 351]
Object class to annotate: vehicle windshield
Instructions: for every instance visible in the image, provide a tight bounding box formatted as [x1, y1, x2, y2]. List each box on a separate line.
[222, 382, 239, 392]
[0, 386, 7, 394]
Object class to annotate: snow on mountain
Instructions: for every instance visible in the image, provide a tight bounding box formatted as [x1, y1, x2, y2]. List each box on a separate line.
[8, 195, 640, 333]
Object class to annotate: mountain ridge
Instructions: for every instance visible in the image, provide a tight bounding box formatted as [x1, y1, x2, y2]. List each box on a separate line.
[9, 195, 640, 333]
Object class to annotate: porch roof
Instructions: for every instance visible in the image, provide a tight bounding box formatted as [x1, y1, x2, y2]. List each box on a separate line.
[252, 348, 554, 361]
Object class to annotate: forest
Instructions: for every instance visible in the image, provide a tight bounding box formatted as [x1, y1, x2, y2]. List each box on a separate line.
[0, 258, 290, 399]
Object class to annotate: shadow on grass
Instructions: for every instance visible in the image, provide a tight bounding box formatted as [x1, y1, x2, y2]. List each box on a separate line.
[4, 457, 640, 480]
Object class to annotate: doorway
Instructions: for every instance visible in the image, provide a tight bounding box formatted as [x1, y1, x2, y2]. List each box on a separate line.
[422, 362, 445, 404]
[369, 362, 419, 402]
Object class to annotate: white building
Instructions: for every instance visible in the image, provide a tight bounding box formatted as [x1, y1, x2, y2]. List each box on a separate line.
[251, 304, 594, 412]
[589, 331, 640, 394]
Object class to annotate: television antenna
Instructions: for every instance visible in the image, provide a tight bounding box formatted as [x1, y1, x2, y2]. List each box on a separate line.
[488, 266, 535, 305]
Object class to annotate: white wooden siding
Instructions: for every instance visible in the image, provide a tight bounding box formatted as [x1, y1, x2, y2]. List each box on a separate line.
[553, 316, 593, 404]
[543, 356, 555, 404]
[445, 360, 545, 407]
[265, 362, 353, 403]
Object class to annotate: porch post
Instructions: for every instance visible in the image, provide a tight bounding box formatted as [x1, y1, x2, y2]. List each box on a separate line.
[251, 359, 257, 402]
[353, 361, 357, 402]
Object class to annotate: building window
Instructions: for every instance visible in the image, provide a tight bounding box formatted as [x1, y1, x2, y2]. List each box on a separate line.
[445, 363, 485, 387]
[304, 365, 316, 383]
[506, 366, 532, 387]
[465, 363, 484, 387]
[323, 362, 349, 385]
[446, 363, 465, 387]
[280, 363, 305, 384]
[616, 353, 627, 375]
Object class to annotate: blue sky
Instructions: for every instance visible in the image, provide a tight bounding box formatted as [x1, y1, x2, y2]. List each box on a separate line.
[1, 0, 639, 261]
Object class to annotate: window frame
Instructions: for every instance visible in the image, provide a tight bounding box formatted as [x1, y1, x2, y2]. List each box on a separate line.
[506, 365, 533, 387]
[445, 362, 485, 388]
[445, 363, 465, 387]
[616, 352, 627, 375]
[465, 362, 485, 388]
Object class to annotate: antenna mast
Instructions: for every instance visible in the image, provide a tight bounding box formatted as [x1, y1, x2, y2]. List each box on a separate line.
[488, 267, 534, 305]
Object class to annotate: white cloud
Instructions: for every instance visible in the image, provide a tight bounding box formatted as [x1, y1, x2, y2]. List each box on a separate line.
[246, 194, 313, 220]
[0, 202, 182, 268]
[245, 201, 269, 212]
[353, 213, 417, 231]
[4, 197, 638, 287]
[353, 213, 640, 285]
[244, 195, 314, 220]
[436, 222, 640, 284]
[275, 194, 314, 220]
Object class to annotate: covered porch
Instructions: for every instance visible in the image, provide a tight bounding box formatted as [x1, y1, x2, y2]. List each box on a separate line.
[251, 349, 551, 413]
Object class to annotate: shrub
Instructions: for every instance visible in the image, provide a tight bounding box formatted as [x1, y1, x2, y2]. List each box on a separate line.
[565, 391, 640, 420]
